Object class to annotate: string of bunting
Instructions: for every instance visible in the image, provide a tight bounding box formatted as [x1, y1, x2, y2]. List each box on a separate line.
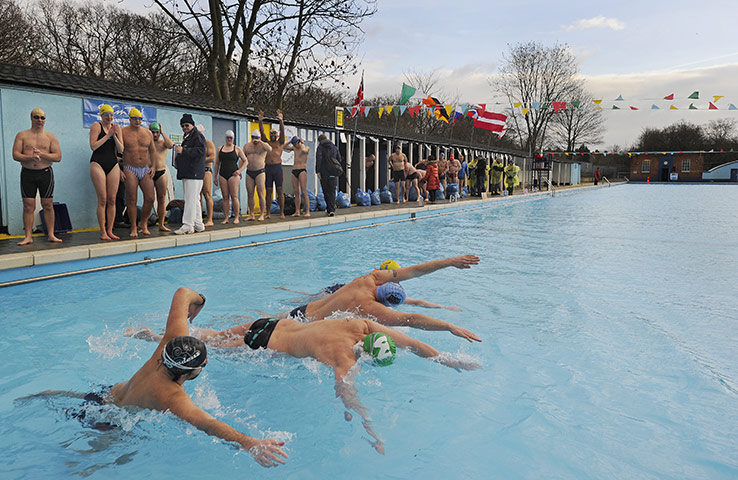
[546, 148, 736, 157]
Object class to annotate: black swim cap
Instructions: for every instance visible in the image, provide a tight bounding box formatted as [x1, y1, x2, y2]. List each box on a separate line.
[162, 336, 207, 375]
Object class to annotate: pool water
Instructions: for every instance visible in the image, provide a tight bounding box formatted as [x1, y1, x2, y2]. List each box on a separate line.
[1, 184, 737, 479]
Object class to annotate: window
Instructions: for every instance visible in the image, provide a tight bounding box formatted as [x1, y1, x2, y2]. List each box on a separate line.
[641, 160, 650, 173]
[682, 158, 691, 172]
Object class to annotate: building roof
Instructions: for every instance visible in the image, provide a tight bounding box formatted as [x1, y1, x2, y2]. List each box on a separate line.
[0, 62, 525, 156]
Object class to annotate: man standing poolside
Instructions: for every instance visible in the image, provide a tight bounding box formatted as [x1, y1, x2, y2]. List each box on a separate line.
[242, 127, 271, 221]
[198, 124, 216, 227]
[259, 109, 289, 219]
[285, 255, 482, 342]
[121, 108, 156, 237]
[173, 114, 206, 234]
[284, 136, 311, 217]
[12, 107, 62, 245]
[315, 133, 341, 217]
[388, 145, 407, 203]
[150, 122, 174, 232]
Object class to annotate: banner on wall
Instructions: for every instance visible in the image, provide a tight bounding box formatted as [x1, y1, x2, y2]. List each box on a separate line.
[83, 98, 157, 128]
[282, 125, 298, 165]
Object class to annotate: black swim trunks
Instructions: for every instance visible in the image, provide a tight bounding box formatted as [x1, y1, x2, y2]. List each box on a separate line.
[291, 168, 306, 179]
[243, 318, 280, 350]
[392, 170, 406, 182]
[406, 171, 420, 181]
[20, 167, 54, 199]
[246, 168, 266, 180]
[320, 283, 345, 295]
[153, 169, 166, 182]
[71, 385, 117, 431]
[266, 163, 283, 188]
[288, 304, 308, 320]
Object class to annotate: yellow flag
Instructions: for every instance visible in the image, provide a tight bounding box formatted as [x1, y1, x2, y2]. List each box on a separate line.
[670, 105, 678, 110]
[444, 104, 453, 116]
[713, 95, 724, 103]
[514, 102, 522, 108]
[593, 99, 602, 104]
[522, 108, 529, 115]
[386, 105, 394, 114]
[378, 107, 385, 118]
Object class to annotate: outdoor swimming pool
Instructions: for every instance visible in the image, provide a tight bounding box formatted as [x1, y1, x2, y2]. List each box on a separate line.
[1, 184, 737, 479]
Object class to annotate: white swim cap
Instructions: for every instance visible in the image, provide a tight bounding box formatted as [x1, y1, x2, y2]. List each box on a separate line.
[225, 130, 235, 139]
[251, 129, 261, 138]
[196, 124, 206, 134]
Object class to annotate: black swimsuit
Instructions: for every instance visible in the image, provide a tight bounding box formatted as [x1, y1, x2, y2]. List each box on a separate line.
[247, 168, 266, 180]
[218, 147, 239, 179]
[244, 318, 280, 350]
[90, 122, 118, 175]
[288, 304, 308, 320]
[291, 168, 306, 179]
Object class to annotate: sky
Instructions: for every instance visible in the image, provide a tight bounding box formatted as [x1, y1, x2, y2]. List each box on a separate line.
[105, 0, 738, 150]
[351, 0, 738, 149]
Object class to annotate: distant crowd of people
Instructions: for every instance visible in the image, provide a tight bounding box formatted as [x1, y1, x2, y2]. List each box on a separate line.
[11, 106, 519, 245]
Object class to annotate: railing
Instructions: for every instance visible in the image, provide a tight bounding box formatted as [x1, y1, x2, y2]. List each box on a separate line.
[602, 176, 611, 186]
[623, 176, 630, 183]
[544, 178, 556, 197]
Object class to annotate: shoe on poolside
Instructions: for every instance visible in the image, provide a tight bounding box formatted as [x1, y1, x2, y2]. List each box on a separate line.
[174, 227, 193, 235]
[194, 225, 205, 233]
[328, 211, 335, 217]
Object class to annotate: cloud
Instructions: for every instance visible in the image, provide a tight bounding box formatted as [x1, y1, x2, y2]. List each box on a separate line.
[565, 16, 625, 32]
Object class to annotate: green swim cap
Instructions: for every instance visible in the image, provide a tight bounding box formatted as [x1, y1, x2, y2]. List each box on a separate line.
[363, 333, 396, 367]
[149, 122, 161, 132]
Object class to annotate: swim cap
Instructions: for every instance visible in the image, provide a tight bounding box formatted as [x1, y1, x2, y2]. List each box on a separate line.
[31, 107, 46, 117]
[196, 124, 205, 135]
[290, 136, 299, 146]
[379, 260, 401, 270]
[376, 282, 406, 306]
[149, 122, 161, 132]
[251, 129, 261, 138]
[225, 130, 235, 139]
[99, 104, 114, 115]
[128, 107, 142, 118]
[162, 336, 207, 373]
[363, 332, 396, 367]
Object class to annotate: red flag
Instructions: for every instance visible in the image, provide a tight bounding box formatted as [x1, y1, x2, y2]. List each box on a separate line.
[709, 102, 718, 110]
[350, 72, 364, 118]
[473, 110, 507, 132]
[664, 93, 674, 100]
[552, 102, 566, 113]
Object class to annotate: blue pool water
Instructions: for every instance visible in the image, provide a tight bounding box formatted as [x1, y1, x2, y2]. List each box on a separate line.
[1, 184, 737, 479]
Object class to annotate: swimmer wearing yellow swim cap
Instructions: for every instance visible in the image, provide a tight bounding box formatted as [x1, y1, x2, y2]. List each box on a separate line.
[128, 107, 142, 119]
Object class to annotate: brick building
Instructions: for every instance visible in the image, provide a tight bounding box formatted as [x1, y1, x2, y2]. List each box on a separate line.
[630, 153, 704, 182]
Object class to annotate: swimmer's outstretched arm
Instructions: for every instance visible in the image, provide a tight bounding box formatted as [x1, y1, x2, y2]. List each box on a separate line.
[273, 285, 313, 296]
[363, 305, 481, 342]
[404, 297, 462, 311]
[373, 255, 480, 284]
[333, 367, 385, 455]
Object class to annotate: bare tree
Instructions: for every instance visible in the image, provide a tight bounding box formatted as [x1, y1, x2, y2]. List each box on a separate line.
[0, 0, 37, 64]
[495, 42, 580, 153]
[550, 83, 604, 151]
[704, 118, 738, 150]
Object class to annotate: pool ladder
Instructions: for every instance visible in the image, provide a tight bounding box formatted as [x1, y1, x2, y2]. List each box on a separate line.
[602, 176, 612, 186]
[544, 178, 556, 197]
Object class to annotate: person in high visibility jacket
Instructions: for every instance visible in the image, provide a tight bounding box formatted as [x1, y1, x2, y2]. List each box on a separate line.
[504, 161, 520, 196]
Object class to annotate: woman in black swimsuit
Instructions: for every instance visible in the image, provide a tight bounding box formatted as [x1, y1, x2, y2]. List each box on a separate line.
[213, 130, 248, 224]
[89, 104, 124, 241]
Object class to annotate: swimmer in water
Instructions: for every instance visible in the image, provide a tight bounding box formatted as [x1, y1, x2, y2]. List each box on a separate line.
[275, 255, 482, 342]
[21, 288, 288, 468]
[127, 313, 480, 455]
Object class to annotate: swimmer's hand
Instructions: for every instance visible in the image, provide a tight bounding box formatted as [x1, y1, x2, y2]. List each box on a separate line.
[248, 439, 288, 467]
[444, 305, 462, 312]
[124, 327, 161, 341]
[188, 293, 206, 323]
[449, 324, 482, 342]
[435, 354, 481, 372]
[448, 254, 480, 269]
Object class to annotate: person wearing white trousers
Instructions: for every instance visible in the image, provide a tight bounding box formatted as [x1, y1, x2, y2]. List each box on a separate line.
[173, 113, 207, 234]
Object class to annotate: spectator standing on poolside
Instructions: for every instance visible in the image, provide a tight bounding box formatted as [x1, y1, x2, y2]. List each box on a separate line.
[121, 108, 156, 238]
[365, 153, 376, 191]
[259, 109, 289, 219]
[490, 157, 504, 195]
[388, 145, 407, 204]
[89, 104, 123, 241]
[213, 130, 248, 224]
[447, 155, 461, 189]
[467, 156, 478, 195]
[242, 128, 271, 221]
[150, 122, 174, 232]
[594, 167, 601, 185]
[198, 124, 216, 227]
[475, 156, 488, 196]
[504, 160, 521, 196]
[315, 133, 341, 217]
[458, 155, 468, 193]
[12, 107, 63, 245]
[173, 114, 206, 235]
[284, 136, 311, 217]
[438, 153, 449, 192]
[424, 155, 440, 203]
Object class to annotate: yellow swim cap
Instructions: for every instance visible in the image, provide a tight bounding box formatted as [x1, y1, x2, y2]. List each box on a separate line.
[128, 107, 142, 118]
[31, 107, 46, 118]
[99, 104, 114, 115]
[379, 260, 401, 270]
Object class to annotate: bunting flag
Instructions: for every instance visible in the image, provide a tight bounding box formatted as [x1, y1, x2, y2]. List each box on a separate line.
[713, 95, 724, 103]
[688, 91, 699, 99]
[386, 105, 394, 114]
[472, 110, 507, 132]
[664, 93, 674, 100]
[422, 96, 440, 107]
[522, 108, 529, 115]
[689, 103, 698, 109]
[670, 105, 678, 110]
[615, 95, 624, 101]
[532, 102, 542, 109]
[444, 104, 453, 117]
[435, 107, 450, 123]
[730, 104, 738, 110]
[630, 106, 638, 110]
[651, 104, 660, 109]
[350, 71, 364, 118]
[571, 101, 581, 109]
[460, 103, 470, 115]
[360, 105, 366, 116]
[709, 102, 718, 110]
[452, 110, 464, 124]
[399, 105, 407, 115]
[612, 105, 620, 110]
[363, 106, 371, 117]
[552, 102, 566, 113]
[378, 107, 384, 118]
[399, 83, 417, 105]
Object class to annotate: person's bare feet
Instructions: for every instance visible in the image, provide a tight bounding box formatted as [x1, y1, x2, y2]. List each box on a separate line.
[290, 212, 300, 217]
[100, 232, 112, 241]
[233, 217, 240, 224]
[204, 221, 214, 227]
[17, 237, 33, 246]
[246, 216, 255, 221]
[303, 213, 311, 218]
[107, 230, 120, 240]
[159, 224, 171, 232]
[139, 226, 151, 236]
[129, 228, 138, 238]
[48, 235, 63, 243]
[280, 214, 286, 219]
[221, 218, 230, 224]
[257, 215, 264, 221]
